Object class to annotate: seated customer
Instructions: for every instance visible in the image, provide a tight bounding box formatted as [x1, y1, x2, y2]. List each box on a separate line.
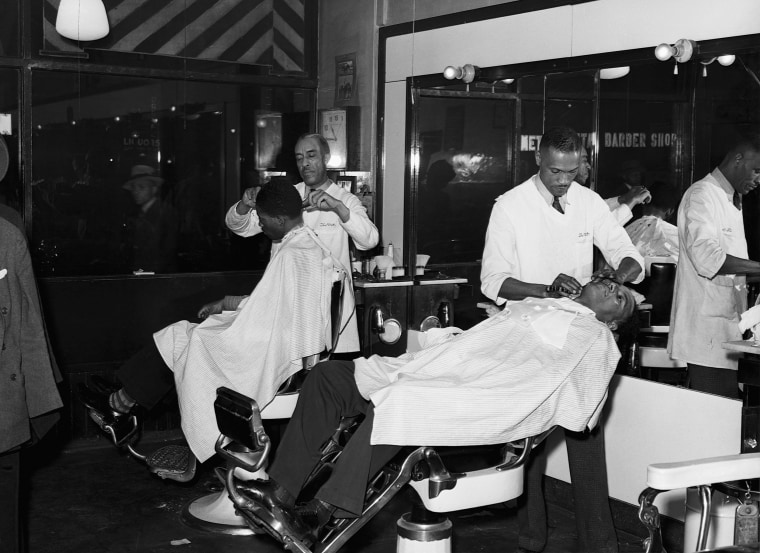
[625, 181, 680, 263]
[82, 181, 340, 462]
[236, 277, 637, 545]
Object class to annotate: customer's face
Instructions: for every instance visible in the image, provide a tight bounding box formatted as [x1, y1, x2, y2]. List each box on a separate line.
[257, 209, 285, 241]
[295, 137, 329, 188]
[579, 278, 635, 329]
[535, 146, 580, 197]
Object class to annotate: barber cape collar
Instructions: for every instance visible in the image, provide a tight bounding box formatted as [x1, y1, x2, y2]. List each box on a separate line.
[503, 297, 593, 349]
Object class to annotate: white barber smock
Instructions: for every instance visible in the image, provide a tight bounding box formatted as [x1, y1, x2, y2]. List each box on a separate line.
[226, 180, 379, 352]
[668, 169, 747, 370]
[480, 175, 644, 305]
[355, 298, 620, 446]
[154, 225, 336, 462]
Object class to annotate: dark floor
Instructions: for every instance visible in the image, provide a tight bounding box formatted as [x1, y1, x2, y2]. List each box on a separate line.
[24, 432, 654, 553]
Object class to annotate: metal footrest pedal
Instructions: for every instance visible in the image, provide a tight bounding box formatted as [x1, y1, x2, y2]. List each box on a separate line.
[145, 444, 197, 483]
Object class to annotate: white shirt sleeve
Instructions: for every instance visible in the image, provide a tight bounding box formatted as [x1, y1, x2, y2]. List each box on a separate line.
[225, 201, 263, 238]
[337, 191, 379, 251]
[591, 194, 645, 283]
[480, 199, 519, 305]
[681, 186, 726, 279]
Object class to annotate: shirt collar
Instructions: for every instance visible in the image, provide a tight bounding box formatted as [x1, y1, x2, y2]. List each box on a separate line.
[533, 174, 572, 209]
[712, 167, 737, 200]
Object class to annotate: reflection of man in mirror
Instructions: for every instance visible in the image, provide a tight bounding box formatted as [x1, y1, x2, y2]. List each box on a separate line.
[122, 164, 178, 273]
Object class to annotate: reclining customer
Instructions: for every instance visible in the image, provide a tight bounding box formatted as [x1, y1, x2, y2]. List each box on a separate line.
[235, 277, 637, 545]
[82, 180, 340, 462]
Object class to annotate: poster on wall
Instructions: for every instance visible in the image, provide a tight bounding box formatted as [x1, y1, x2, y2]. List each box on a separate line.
[335, 53, 356, 104]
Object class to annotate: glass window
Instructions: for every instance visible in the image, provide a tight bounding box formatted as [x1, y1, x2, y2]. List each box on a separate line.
[0, 0, 19, 57]
[0, 69, 19, 215]
[30, 71, 313, 276]
[414, 91, 514, 264]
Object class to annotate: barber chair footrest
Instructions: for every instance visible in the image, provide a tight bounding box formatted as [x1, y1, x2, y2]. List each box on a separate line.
[146, 445, 197, 482]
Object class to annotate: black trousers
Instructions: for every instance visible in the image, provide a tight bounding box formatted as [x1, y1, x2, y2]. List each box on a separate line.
[0, 450, 21, 553]
[687, 363, 739, 399]
[115, 342, 176, 410]
[518, 425, 618, 553]
[268, 360, 401, 517]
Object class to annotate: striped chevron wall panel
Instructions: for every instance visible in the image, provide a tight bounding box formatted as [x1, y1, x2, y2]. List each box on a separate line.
[43, 0, 308, 74]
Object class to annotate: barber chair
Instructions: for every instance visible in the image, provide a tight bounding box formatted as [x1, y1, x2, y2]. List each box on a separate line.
[638, 452, 760, 552]
[179, 270, 348, 534]
[211, 385, 554, 553]
[88, 270, 346, 519]
[635, 262, 687, 385]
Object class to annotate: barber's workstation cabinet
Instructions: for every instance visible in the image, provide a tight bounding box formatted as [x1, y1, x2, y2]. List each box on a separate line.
[353, 276, 467, 357]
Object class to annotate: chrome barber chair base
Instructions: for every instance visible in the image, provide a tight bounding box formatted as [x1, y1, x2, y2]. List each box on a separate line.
[181, 490, 257, 535]
[182, 466, 269, 535]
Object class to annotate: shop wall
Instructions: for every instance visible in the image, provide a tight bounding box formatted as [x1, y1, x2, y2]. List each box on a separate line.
[317, 0, 377, 171]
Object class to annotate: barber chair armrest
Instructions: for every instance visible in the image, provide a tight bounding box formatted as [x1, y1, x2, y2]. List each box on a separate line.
[647, 452, 760, 491]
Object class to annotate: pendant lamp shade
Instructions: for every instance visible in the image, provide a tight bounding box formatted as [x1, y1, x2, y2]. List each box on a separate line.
[56, 0, 110, 41]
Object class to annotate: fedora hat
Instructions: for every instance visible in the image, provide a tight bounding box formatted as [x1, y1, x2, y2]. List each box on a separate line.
[123, 164, 164, 191]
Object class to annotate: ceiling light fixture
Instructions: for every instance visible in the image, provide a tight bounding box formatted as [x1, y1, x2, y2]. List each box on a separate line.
[56, 0, 110, 41]
[599, 66, 630, 80]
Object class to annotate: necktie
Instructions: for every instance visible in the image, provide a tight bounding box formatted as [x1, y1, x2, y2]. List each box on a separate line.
[733, 191, 742, 210]
[552, 196, 564, 214]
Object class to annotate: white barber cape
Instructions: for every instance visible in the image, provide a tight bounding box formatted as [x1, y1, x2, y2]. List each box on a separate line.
[153, 225, 336, 462]
[225, 180, 379, 353]
[354, 298, 621, 447]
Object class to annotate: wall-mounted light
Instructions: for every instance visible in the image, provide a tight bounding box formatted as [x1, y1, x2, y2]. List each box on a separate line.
[55, 0, 110, 41]
[599, 66, 630, 80]
[700, 54, 737, 77]
[443, 64, 481, 84]
[654, 39, 696, 63]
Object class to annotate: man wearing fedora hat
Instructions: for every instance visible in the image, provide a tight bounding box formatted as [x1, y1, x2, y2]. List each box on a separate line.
[122, 164, 179, 273]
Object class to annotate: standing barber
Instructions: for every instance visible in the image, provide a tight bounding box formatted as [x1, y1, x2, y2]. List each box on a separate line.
[226, 133, 379, 354]
[481, 126, 644, 553]
[669, 131, 760, 398]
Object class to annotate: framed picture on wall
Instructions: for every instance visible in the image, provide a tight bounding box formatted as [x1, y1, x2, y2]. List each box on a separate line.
[335, 175, 356, 193]
[335, 53, 356, 104]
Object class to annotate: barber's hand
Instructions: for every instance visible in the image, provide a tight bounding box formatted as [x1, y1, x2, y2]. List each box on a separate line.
[548, 274, 582, 298]
[619, 186, 651, 208]
[198, 299, 224, 319]
[236, 187, 260, 215]
[303, 189, 343, 213]
[592, 268, 622, 283]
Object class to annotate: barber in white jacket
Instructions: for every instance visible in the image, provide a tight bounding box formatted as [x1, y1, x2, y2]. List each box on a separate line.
[226, 133, 379, 353]
[668, 132, 760, 398]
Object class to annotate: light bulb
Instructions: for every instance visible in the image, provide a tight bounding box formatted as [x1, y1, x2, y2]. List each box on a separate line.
[501, 78, 515, 84]
[654, 43, 674, 61]
[443, 66, 461, 80]
[717, 54, 736, 66]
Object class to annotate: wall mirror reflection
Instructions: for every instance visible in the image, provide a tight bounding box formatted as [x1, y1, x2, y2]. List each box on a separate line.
[408, 41, 760, 269]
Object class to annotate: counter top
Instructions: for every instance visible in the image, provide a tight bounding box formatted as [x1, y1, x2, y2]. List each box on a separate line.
[353, 279, 414, 288]
[416, 277, 468, 285]
[723, 340, 760, 354]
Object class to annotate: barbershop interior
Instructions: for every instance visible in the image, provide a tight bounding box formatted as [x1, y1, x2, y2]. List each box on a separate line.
[4, 1, 760, 552]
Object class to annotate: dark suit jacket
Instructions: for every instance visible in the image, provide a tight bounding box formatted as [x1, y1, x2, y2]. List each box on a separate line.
[0, 217, 62, 454]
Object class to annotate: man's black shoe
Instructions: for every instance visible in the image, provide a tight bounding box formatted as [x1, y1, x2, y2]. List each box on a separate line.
[78, 383, 121, 418]
[88, 374, 121, 396]
[236, 479, 315, 545]
[78, 383, 138, 446]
